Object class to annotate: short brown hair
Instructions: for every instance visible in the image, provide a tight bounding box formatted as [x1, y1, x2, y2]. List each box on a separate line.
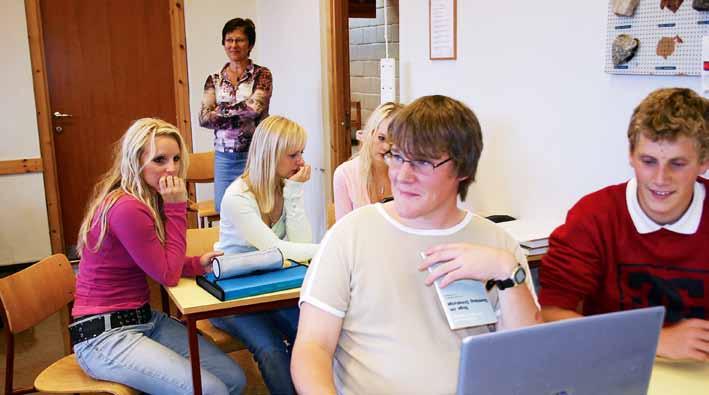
[222, 18, 256, 47]
[388, 95, 483, 201]
[628, 88, 708, 161]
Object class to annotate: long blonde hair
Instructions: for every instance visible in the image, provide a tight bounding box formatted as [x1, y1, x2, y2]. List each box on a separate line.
[242, 115, 307, 215]
[358, 102, 403, 202]
[76, 118, 189, 255]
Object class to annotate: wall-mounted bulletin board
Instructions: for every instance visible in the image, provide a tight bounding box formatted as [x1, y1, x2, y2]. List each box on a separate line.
[605, 1, 709, 75]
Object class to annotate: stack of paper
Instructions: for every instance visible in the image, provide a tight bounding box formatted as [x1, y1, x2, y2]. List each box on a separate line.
[496, 219, 558, 256]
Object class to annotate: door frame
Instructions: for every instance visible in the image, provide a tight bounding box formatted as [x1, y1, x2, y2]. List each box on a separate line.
[327, 0, 352, 178]
[24, 0, 193, 254]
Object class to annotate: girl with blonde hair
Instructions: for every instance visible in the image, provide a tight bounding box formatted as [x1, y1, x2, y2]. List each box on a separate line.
[71, 118, 245, 395]
[333, 101, 403, 220]
[214, 115, 318, 395]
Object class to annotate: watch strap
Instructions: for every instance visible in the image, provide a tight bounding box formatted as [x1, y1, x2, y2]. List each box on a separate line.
[485, 264, 525, 291]
[485, 278, 516, 291]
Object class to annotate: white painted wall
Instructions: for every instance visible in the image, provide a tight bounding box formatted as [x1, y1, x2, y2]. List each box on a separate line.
[0, 1, 52, 265]
[255, 0, 328, 239]
[185, 0, 328, 239]
[399, 1, 705, 226]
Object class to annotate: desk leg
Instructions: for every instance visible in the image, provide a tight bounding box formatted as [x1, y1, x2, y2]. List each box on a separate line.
[160, 286, 171, 315]
[186, 317, 203, 395]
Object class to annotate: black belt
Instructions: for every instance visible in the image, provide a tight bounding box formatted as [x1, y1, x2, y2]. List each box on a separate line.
[68, 304, 152, 346]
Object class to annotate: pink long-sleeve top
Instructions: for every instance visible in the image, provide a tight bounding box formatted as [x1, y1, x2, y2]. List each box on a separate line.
[72, 194, 203, 317]
[332, 156, 371, 221]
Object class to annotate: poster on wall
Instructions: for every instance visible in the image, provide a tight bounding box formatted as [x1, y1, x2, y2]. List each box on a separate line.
[605, 0, 709, 76]
[429, 0, 457, 60]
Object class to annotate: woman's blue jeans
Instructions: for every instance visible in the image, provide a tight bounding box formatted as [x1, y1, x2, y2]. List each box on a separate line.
[214, 151, 247, 213]
[73, 310, 246, 395]
[210, 306, 299, 395]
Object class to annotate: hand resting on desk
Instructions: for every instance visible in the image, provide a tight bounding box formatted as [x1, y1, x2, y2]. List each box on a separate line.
[657, 318, 709, 362]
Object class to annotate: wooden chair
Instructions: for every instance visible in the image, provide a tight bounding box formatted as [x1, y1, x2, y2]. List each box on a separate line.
[185, 227, 245, 353]
[327, 202, 336, 229]
[187, 151, 220, 228]
[0, 254, 138, 394]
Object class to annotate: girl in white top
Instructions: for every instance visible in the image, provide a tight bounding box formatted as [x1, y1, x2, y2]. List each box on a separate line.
[212, 115, 318, 395]
[215, 116, 319, 260]
[332, 102, 403, 221]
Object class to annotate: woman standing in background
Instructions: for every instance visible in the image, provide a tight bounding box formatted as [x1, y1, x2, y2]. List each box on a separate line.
[199, 17, 273, 213]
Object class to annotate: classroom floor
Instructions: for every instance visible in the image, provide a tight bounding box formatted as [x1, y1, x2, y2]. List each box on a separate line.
[0, 278, 270, 395]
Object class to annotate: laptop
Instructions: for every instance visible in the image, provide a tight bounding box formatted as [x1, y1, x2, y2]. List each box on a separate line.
[457, 306, 665, 395]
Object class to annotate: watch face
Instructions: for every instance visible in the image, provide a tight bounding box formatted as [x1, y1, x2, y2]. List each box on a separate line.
[513, 266, 526, 284]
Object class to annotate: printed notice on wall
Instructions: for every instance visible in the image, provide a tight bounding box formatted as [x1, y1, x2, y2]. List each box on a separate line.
[429, 0, 456, 60]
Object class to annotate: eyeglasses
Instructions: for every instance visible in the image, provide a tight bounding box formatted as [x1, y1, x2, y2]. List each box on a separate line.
[383, 151, 453, 176]
[224, 38, 248, 45]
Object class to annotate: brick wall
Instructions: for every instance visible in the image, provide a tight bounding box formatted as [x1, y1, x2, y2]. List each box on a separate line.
[349, 0, 399, 137]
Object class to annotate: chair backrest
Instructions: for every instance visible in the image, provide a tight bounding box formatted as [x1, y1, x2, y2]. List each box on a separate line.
[0, 254, 75, 334]
[187, 151, 215, 184]
[186, 227, 220, 256]
[326, 202, 336, 229]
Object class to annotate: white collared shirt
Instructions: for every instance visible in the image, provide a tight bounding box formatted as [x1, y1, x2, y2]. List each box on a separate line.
[626, 178, 705, 234]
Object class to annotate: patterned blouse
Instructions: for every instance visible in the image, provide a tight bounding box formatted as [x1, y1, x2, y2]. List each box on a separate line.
[199, 62, 273, 153]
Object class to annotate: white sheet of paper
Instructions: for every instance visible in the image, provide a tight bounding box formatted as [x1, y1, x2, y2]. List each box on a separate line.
[430, 0, 455, 59]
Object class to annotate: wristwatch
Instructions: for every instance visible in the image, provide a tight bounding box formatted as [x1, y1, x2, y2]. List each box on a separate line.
[486, 263, 527, 291]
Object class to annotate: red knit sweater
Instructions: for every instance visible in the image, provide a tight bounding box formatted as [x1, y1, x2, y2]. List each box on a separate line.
[539, 178, 709, 323]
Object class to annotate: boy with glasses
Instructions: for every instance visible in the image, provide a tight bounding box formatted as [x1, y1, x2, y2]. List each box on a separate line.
[292, 95, 540, 394]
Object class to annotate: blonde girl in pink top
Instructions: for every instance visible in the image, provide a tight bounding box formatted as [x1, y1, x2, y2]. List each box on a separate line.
[70, 118, 245, 394]
[333, 102, 403, 220]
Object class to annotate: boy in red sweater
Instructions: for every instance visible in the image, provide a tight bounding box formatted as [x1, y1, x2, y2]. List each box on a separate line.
[540, 88, 709, 361]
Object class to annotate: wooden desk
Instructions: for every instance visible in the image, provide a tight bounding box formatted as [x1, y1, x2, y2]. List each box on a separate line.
[165, 278, 300, 395]
[648, 359, 709, 395]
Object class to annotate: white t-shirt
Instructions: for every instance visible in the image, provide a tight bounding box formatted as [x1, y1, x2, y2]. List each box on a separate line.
[216, 177, 319, 261]
[300, 204, 537, 394]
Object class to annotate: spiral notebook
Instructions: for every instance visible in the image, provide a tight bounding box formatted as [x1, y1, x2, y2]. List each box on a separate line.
[196, 263, 308, 301]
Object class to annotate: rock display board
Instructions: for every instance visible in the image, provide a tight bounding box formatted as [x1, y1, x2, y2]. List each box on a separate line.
[605, 0, 709, 75]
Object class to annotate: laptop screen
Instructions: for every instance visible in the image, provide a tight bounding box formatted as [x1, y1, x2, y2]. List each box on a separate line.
[457, 306, 664, 395]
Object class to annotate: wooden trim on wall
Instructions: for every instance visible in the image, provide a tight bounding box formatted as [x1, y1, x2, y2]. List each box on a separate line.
[169, 0, 197, 226]
[169, 0, 193, 150]
[328, 0, 352, 174]
[24, 0, 64, 254]
[0, 158, 43, 175]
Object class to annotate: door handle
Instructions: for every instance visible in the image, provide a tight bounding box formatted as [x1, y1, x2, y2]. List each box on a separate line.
[53, 111, 73, 118]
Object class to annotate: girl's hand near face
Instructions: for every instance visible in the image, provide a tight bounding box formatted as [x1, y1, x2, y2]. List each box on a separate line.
[159, 175, 188, 203]
[289, 164, 311, 183]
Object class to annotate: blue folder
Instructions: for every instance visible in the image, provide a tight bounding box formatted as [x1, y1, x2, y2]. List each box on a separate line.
[196, 264, 308, 301]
